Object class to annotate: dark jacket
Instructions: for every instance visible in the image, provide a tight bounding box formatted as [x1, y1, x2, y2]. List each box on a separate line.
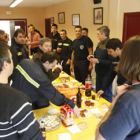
[94, 38, 112, 75]
[102, 56, 127, 91]
[32, 49, 61, 82]
[11, 59, 75, 109]
[10, 40, 29, 67]
[57, 37, 72, 60]
[49, 32, 61, 51]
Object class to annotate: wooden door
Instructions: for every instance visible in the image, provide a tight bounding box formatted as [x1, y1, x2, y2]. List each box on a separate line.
[15, 19, 27, 35]
[45, 18, 51, 37]
[122, 12, 140, 45]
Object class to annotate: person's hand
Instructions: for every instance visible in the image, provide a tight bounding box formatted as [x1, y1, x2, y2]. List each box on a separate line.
[53, 49, 57, 53]
[57, 63, 62, 70]
[70, 64, 74, 72]
[73, 105, 80, 117]
[97, 90, 104, 98]
[87, 55, 94, 61]
[90, 58, 98, 64]
[117, 84, 132, 96]
[66, 59, 70, 65]
[88, 64, 93, 71]
[57, 48, 61, 53]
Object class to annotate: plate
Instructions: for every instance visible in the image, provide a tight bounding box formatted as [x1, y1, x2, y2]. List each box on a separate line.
[56, 87, 84, 98]
[84, 100, 99, 108]
[37, 115, 61, 131]
[70, 96, 84, 103]
[78, 109, 93, 119]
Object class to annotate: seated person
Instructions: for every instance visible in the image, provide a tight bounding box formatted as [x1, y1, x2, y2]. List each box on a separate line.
[0, 41, 44, 140]
[96, 35, 140, 140]
[32, 37, 62, 81]
[11, 52, 80, 117]
[96, 38, 127, 98]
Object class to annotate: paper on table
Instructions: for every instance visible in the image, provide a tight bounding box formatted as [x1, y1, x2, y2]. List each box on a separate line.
[90, 108, 101, 114]
[58, 133, 71, 140]
[67, 125, 81, 134]
[48, 109, 59, 115]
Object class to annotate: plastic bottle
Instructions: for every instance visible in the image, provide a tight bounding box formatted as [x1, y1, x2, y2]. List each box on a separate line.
[40, 121, 46, 139]
[85, 74, 92, 98]
[76, 87, 81, 108]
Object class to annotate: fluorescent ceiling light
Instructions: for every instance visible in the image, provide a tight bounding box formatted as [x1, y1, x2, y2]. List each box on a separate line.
[10, 0, 23, 8]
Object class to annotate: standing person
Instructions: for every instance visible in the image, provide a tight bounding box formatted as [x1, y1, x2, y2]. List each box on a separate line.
[82, 27, 94, 51]
[10, 29, 29, 67]
[28, 24, 44, 38]
[49, 24, 61, 53]
[57, 29, 72, 75]
[87, 26, 112, 102]
[11, 51, 80, 118]
[28, 25, 41, 54]
[97, 38, 127, 98]
[0, 29, 5, 42]
[95, 36, 140, 140]
[32, 37, 62, 82]
[3, 33, 9, 44]
[0, 41, 44, 140]
[70, 26, 93, 85]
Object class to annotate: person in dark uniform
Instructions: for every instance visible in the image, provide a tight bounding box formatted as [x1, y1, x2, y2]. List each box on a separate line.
[87, 26, 112, 102]
[70, 26, 93, 85]
[82, 27, 94, 50]
[96, 36, 140, 140]
[11, 51, 80, 117]
[57, 29, 72, 75]
[32, 37, 62, 82]
[96, 38, 127, 98]
[49, 24, 61, 53]
[10, 29, 29, 67]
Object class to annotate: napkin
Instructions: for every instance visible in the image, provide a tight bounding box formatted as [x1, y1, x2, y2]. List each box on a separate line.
[58, 133, 71, 140]
[67, 125, 81, 134]
[90, 108, 101, 114]
[48, 109, 59, 115]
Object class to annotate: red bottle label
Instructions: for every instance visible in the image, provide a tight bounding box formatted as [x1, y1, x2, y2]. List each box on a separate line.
[85, 83, 92, 89]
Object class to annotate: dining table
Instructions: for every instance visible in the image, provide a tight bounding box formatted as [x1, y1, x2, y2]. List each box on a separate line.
[33, 72, 111, 140]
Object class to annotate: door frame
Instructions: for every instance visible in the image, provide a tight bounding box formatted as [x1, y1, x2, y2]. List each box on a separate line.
[0, 19, 27, 34]
[122, 12, 140, 45]
[45, 18, 51, 37]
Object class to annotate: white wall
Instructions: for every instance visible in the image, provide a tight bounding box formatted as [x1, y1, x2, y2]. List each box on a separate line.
[109, 0, 140, 40]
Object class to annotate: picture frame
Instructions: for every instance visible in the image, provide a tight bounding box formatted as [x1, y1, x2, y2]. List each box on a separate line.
[50, 17, 54, 24]
[72, 14, 80, 26]
[58, 12, 65, 24]
[94, 7, 103, 24]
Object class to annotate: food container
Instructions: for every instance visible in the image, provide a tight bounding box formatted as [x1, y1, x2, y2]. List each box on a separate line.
[60, 104, 74, 127]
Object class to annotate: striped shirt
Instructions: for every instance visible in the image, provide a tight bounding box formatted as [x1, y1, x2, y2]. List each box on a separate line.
[0, 84, 44, 140]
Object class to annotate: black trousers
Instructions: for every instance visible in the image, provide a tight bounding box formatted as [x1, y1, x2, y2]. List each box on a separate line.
[62, 59, 71, 75]
[74, 60, 90, 85]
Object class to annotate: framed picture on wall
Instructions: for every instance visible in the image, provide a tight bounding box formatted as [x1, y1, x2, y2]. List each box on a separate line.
[72, 14, 80, 26]
[51, 17, 54, 24]
[58, 12, 65, 24]
[94, 7, 103, 24]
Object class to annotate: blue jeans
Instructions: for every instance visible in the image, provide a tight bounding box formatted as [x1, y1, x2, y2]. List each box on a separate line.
[96, 74, 112, 102]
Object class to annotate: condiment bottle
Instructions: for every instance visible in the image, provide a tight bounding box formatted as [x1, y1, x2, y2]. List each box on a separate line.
[76, 87, 81, 108]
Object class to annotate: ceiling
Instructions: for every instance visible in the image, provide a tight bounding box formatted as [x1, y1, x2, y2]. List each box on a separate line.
[0, 0, 70, 7]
